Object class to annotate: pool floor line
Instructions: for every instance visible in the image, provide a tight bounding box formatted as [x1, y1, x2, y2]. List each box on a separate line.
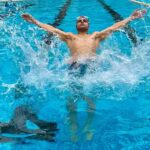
[14, 1, 72, 99]
[97, 0, 138, 46]
[43, 0, 72, 45]
[52, 0, 72, 27]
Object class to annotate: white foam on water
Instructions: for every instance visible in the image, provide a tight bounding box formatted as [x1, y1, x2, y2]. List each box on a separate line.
[0, 16, 150, 100]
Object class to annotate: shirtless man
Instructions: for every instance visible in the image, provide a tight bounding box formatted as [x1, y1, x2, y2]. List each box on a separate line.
[22, 9, 146, 141]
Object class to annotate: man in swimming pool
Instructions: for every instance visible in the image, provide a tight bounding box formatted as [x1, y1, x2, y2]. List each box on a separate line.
[22, 9, 146, 141]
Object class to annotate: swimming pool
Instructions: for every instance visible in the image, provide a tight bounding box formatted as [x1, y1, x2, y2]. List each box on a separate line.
[0, 0, 150, 149]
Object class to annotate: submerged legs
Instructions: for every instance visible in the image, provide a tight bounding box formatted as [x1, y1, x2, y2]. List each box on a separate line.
[66, 96, 78, 142]
[81, 95, 96, 140]
[66, 94, 95, 142]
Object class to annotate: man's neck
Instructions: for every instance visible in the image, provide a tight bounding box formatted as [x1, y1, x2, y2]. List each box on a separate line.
[78, 31, 88, 36]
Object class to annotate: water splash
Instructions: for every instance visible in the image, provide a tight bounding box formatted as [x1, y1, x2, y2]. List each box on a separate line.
[0, 14, 150, 102]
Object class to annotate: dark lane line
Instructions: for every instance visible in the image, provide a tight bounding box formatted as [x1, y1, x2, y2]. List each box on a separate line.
[15, 0, 72, 99]
[97, 0, 138, 46]
[43, 0, 72, 45]
[52, 0, 72, 27]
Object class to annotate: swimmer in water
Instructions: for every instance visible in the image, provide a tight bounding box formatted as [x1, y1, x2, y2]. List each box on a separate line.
[22, 9, 146, 141]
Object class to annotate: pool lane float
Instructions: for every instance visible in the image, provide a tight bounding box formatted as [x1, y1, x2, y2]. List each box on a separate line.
[0, 0, 23, 2]
[0, 2, 34, 19]
[130, 0, 150, 7]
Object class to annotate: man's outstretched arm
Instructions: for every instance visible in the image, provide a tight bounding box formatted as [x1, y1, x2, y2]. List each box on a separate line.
[95, 9, 146, 41]
[22, 14, 72, 41]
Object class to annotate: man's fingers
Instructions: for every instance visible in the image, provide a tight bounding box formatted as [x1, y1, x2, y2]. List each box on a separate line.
[22, 14, 27, 17]
[133, 9, 147, 18]
[139, 10, 147, 18]
[141, 10, 147, 14]
[134, 9, 146, 13]
[138, 9, 147, 14]
[22, 14, 30, 19]
[22, 15, 27, 19]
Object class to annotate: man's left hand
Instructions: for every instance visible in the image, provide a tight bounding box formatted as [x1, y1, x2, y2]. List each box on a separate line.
[130, 9, 147, 20]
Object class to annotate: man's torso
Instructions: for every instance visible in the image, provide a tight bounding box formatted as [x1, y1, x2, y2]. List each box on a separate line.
[65, 33, 100, 62]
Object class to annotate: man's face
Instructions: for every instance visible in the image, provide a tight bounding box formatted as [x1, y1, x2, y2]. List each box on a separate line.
[76, 17, 89, 32]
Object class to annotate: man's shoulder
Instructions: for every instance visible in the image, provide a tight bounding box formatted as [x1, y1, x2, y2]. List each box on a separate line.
[91, 31, 100, 35]
[66, 32, 75, 36]
[90, 31, 100, 39]
[66, 32, 76, 39]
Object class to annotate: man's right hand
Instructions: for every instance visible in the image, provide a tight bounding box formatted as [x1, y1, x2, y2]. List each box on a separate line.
[22, 14, 37, 24]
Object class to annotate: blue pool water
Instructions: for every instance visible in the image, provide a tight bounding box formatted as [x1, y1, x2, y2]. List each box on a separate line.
[0, 0, 150, 149]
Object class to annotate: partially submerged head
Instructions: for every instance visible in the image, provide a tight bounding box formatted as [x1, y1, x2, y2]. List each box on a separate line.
[76, 16, 89, 33]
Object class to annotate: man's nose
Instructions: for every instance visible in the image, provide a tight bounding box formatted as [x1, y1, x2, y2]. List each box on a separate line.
[80, 19, 84, 23]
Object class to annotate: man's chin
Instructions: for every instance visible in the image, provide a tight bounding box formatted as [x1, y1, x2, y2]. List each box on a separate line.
[78, 28, 88, 32]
